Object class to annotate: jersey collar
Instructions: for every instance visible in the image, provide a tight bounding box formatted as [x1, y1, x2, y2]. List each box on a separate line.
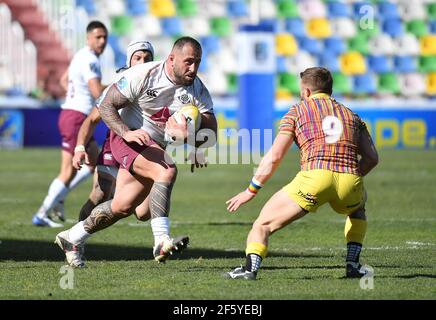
[309, 93, 331, 99]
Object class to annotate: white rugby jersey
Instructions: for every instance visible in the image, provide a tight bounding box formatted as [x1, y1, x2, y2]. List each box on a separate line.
[113, 61, 214, 146]
[61, 46, 102, 115]
[96, 69, 136, 126]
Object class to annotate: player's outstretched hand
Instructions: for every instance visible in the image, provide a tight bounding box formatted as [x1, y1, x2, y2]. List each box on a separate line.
[123, 129, 151, 145]
[186, 149, 208, 173]
[226, 191, 255, 212]
[72, 151, 89, 170]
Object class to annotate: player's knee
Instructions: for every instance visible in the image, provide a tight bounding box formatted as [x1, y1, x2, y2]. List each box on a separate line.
[349, 207, 366, 220]
[135, 211, 151, 221]
[158, 166, 178, 183]
[252, 221, 273, 236]
[110, 201, 134, 217]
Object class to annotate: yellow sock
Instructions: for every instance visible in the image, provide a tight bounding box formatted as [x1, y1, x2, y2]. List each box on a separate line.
[344, 217, 367, 244]
[246, 242, 268, 259]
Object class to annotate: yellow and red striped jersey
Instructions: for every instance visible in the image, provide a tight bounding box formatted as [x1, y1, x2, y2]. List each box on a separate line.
[279, 93, 366, 175]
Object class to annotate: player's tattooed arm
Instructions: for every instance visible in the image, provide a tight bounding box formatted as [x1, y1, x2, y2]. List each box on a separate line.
[98, 84, 130, 137]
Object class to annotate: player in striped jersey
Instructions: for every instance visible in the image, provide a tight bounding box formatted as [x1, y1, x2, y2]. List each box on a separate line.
[225, 67, 379, 280]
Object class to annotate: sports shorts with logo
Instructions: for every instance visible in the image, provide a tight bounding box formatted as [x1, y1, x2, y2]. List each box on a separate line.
[58, 109, 95, 155]
[97, 130, 118, 167]
[282, 169, 366, 215]
[109, 130, 158, 171]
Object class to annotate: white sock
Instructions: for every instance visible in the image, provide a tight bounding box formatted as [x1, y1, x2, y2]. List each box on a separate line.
[37, 179, 68, 218]
[68, 221, 91, 244]
[150, 217, 170, 247]
[56, 166, 93, 205]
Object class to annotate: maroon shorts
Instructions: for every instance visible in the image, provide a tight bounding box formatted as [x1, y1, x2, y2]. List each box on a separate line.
[58, 109, 95, 155]
[97, 130, 118, 167]
[109, 131, 157, 170]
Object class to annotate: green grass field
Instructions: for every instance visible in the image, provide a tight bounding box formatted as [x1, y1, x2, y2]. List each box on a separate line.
[0, 148, 435, 300]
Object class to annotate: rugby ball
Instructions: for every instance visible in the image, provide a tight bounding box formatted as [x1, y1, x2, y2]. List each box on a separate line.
[173, 105, 201, 131]
[165, 105, 201, 145]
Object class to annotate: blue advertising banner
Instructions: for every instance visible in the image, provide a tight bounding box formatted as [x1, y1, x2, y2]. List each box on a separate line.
[0, 110, 24, 149]
[215, 108, 436, 150]
[4, 106, 436, 150]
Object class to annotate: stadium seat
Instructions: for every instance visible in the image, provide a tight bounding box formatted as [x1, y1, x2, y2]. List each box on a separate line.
[332, 72, 352, 95]
[368, 34, 395, 56]
[353, 73, 377, 95]
[330, 17, 357, 39]
[306, 18, 332, 38]
[276, 33, 298, 56]
[357, 21, 380, 39]
[297, 36, 322, 55]
[420, 35, 436, 56]
[378, 1, 400, 19]
[399, 73, 426, 97]
[206, 67, 228, 95]
[318, 51, 340, 72]
[198, 53, 208, 73]
[276, 56, 287, 73]
[426, 72, 436, 96]
[284, 18, 306, 37]
[429, 20, 436, 33]
[382, 18, 404, 37]
[227, 0, 248, 17]
[200, 35, 220, 55]
[428, 3, 436, 20]
[286, 51, 316, 73]
[393, 55, 417, 73]
[107, 34, 122, 55]
[406, 19, 429, 37]
[137, 15, 162, 37]
[277, 0, 299, 18]
[200, 1, 226, 17]
[278, 72, 300, 95]
[340, 52, 367, 75]
[348, 33, 369, 55]
[150, 0, 176, 17]
[181, 17, 209, 37]
[126, 0, 146, 16]
[298, 0, 327, 20]
[227, 73, 238, 94]
[161, 17, 182, 36]
[276, 88, 292, 100]
[259, 0, 277, 19]
[352, 2, 372, 19]
[111, 15, 133, 36]
[76, 0, 96, 15]
[378, 72, 400, 94]
[324, 37, 347, 55]
[367, 55, 391, 73]
[101, 0, 125, 17]
[327, 1, 351, 18]
[394, 33, 421, 56]
[398, 1, 427, 22]
[176, 0, 198, 17]
[210, 17, 232, 37]
[419, 56, 436, 72]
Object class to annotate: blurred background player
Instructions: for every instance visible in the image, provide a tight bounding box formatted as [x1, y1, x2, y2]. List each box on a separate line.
[225, 67, 379, 280]
[55, 37, 218, 267]
[72, 40, 155, 222]
[32, 21, 108, 227]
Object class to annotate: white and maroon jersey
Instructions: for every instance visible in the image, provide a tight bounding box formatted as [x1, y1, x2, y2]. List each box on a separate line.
[61, 46, 102, 115]
[95, 70, 136, 124]
[114, 61, 214, 146]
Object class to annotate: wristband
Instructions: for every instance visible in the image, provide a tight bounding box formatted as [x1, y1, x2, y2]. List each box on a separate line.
[247, 177, 264, 195]
[74, 145, 86, 154]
